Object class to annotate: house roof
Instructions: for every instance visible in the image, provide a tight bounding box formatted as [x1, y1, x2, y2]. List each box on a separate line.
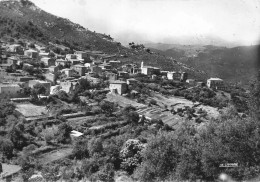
[25, 49, 38, 52]
[73, 64, 85, 67]
[110, 80, 127, 84]
[0, 63, 13, 67]
[0, 83, 20, 87]
[8, 56, 19, 60]
[208, 78, 223, 81]
[61, 68, 73, 71]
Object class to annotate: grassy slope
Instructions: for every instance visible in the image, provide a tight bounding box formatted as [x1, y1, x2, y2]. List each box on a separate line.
[0, 0, 122, 53]
[0, 0, 206, 80]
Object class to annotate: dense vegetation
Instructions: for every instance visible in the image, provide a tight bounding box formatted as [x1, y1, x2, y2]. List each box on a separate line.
[149, 43, 260, 85]
[0, 70, 258, 181]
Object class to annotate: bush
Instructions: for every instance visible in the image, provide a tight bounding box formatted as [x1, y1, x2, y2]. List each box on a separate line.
[56, 123, 72, 144]
[72, 138, 89, 159]
[120, 139, 146, 174]
[88, 137, 103, 156]
[149, 99, 157, 105]
[134, 133, 178, 181]
[125, 111, 139, 125]
[41, 127, 58, 144]
[0, 138, 14, 159]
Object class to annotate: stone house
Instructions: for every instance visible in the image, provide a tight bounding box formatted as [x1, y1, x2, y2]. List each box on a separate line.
[24, 49, 38, 58]
[186, 79, 196, 86]
[65, 54, 80, 65]
[7, 44, 24, 55]
[59, 81, 78, 94]
[99, 63, 112, 71]
[23, 63, 33, 70]
[39, 52, 50, 58]
[55, 59, 69, 67]
[7, 56, 18, 65]
[207, 78, 225, 90]
[167, 71, 181, 80]
[118, 71, 129, 79]
[106, 72, 118, 81]
[0, 63, 16, 71]
[180, 72, 188, 82]
[72, 64, 87, 76]
[109, 60, 121, 68]
[141, 62, 160, 75]
[61, 68, 74, 77]
[109, 80, 128, 95]
[126, 78, 138, 85]
[74, 51, 92, 63]
[41, 57, 55, 67]
[44, 73, 56, 84]
[49, 66, 59, 74]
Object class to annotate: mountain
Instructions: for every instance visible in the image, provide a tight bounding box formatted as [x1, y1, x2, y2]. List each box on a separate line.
[0, 0, 208, 80]
[147, 43, 260, 85]
[0, 0, 124, 53]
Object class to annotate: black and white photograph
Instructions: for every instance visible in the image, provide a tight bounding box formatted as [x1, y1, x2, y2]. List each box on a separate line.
[0, 0, 259, 181]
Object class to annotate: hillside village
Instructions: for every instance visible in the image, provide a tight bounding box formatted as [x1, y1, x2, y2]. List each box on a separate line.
[0, 37, 241, 181]
[0, 0, 258, 182]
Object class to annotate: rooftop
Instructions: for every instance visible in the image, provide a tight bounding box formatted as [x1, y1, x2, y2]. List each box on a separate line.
[56, 59, 67, 62]
[110, 80, 127, 84]
[0, 63, 12, 67]
[73, 64, 85, 67]
[208, 78, 223, 81]
[25, 49, 38, 52]
[0, 83, 20, 87]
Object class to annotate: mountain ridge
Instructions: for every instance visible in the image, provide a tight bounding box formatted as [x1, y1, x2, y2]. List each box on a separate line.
[0, 0, 124, 53]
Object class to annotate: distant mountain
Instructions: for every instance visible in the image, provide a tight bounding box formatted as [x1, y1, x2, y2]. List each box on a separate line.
[0, 0, 124, 53]
[147, 43, 260, 85]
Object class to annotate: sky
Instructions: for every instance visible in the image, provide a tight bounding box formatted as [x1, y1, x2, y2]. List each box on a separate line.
[31, 0, 260, 46]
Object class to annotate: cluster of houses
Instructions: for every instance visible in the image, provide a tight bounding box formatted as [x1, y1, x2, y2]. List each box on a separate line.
[0, 41, 225, 98]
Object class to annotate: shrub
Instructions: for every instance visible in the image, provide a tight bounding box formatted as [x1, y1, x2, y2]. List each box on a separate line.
[72, 138, 89, 159]
[134, 133, 178, 181]
[88, 137, 103, 156]
[0, 138, 14, 159]
[120, 139, 146, 174]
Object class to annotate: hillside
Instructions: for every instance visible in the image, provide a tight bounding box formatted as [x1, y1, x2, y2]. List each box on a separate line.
[0, 0, 123, 53]
[0, 0, 207, 80]
[147, 43, 260, 85]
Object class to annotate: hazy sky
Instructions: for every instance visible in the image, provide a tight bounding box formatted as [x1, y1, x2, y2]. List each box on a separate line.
[31, 0, 260, 45]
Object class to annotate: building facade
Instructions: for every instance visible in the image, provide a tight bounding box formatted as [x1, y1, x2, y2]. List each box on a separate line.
[109, 81, 128, 95]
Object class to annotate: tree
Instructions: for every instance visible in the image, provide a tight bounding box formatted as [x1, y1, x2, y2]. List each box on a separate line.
[125, 111, 139, 125]
[23, 66, 34, 75]
[100, 101, 116, 116]
[33, 83, 46, 98]
[88, 137, 103, 156]
[77, 78, 90, 91]
[72, 138, 89, 159]
[56, 123, 72, 144]
[0, 138, 14, 159]
[20, 86, 32, 96]
[120, 139, 145, 174]
[134, 133, 178, 181]
[0, 163, 2, 173]
[8, 123, 28, 150]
